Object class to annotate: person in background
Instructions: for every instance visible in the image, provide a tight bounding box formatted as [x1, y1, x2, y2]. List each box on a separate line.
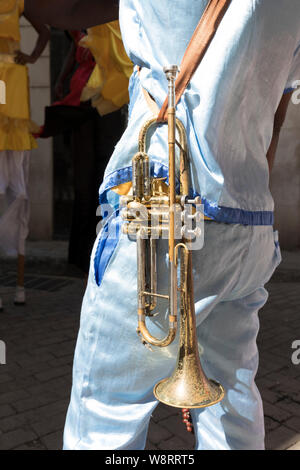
[0, 0, 49, 311]
[38, 29, 98, 274]
[38, 23, 132, 275]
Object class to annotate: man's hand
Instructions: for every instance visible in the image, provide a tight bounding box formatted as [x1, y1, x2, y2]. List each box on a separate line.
[25, 0, 119, 30]
[14, 51, 36, 65]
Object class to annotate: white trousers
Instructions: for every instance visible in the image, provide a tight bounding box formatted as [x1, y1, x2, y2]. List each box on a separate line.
[0, 150, 30, 257]
[63, 222, 282, 450]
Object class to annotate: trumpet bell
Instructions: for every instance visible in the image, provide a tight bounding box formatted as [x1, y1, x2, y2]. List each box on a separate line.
[154, 265, 225, 410]
[154, 353, 225, 409]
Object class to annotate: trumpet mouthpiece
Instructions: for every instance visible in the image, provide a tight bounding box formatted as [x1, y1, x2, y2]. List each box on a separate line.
[163, 65, 179, 80]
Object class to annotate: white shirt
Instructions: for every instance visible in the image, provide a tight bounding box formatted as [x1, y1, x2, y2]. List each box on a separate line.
[100, 0, 300, 225]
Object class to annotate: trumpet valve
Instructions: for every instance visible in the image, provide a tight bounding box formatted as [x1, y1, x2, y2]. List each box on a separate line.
[181, 226, 202, 240]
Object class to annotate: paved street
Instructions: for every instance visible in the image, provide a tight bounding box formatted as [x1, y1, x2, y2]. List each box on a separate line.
[0, 244, 300, 450]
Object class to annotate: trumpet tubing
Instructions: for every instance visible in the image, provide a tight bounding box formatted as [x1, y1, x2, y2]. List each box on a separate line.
[122, 65, 225, 410]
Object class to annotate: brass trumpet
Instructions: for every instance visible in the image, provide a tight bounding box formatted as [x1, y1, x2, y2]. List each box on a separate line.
[121, 65, 224, 409]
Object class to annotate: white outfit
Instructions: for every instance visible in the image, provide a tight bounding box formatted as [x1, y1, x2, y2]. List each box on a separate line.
[64, 223, 282, 450]
[0, 150, 30, 257]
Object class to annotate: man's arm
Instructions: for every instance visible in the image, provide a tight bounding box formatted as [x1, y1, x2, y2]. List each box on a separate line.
[24, 0, 119, 30]
[266, 91, 292, 172]
[15, 11, 50, 65]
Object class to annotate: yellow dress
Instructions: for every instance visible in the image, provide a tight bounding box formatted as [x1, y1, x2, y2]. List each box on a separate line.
[0, 0, 37, 151]
[80, 21, 133, 116]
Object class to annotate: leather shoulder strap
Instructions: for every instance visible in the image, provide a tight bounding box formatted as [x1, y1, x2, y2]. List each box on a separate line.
[157, 0, 231, 122]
